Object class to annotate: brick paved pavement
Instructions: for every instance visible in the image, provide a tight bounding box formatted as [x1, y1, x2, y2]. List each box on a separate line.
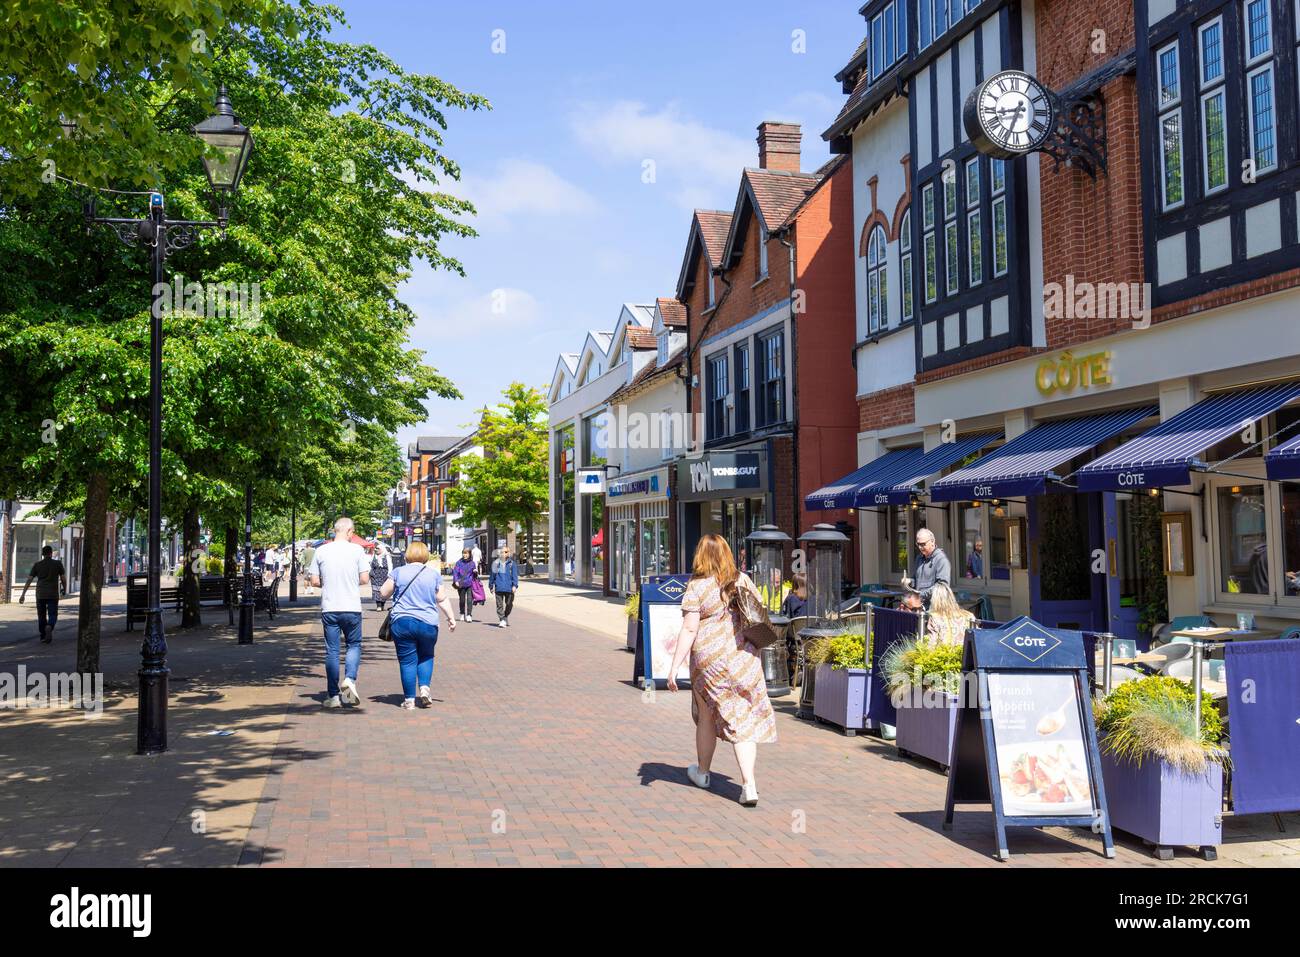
[238, 594, 1298, 868]
[2, 584, 1295, 867]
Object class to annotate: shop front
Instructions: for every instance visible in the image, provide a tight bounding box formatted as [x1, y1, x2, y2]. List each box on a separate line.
[910, 309, 1300, 641]
[605, 466, 673, 597]
[675, 449, 769, 572]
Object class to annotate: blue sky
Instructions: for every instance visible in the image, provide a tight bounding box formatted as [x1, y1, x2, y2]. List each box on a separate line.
[331, 1, 865, 446]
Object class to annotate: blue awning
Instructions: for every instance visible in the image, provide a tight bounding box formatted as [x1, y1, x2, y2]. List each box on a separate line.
[1076, 383, 1300, 492]
[1266, 432, 1300, 482]
[804, 447, 926, 511]
[863, 432, 1001, 506]
[930, 407, 1157, 502]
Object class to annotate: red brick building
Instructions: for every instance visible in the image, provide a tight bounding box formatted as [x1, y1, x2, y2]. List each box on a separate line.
[673, 122, 858, 572]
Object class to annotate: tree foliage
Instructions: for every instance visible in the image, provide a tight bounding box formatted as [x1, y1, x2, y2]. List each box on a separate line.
[446, 383, 548, 537]
[0, 2, 488, 661]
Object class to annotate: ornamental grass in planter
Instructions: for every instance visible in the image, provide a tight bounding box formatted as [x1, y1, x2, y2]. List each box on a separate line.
[809, 630, 869, 734]
[1094, 675, 1228, 860]
[881, 636, 964, 770]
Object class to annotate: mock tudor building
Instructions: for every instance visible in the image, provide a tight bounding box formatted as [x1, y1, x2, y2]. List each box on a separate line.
[813, 0, 1300, 641]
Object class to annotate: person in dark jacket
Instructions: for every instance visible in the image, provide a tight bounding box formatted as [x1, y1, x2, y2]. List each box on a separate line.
[489, 544, 520, 628]
[451, 548, 478, 622]
[779, 573, 807, 619]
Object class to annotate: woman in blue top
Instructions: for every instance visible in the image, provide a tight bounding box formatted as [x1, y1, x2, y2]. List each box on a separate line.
[378, 542, 457, 710]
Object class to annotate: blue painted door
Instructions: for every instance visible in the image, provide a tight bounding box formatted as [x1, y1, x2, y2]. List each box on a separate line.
[1028, 491, 1107, 632]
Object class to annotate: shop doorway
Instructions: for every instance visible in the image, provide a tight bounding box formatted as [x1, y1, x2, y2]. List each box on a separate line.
[1028, 491, 1105, 632]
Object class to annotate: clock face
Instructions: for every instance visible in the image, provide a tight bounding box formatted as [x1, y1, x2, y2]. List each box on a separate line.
[966, 70, 1055, 158]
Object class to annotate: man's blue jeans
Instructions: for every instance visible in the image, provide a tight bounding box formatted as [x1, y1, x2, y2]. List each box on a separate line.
[322, 611, 363, 698]
[36, 598, 59, 637]
[389, 616, 438, 699]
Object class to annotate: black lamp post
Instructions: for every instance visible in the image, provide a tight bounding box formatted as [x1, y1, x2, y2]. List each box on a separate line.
[84, 86, 253, 754]
[239, 483, 255, 644]
[289, 503, 297, 602]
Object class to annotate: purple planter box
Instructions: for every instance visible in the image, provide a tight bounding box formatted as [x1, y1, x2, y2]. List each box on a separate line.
[812, 664, 868, 734]
[1100, 748, 1223, 859]
[895, 691, 959, 771]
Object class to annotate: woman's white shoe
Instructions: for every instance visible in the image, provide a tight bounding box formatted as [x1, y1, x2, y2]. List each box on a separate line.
[740, 782, 759, 807]
[686, 764, 711, 789]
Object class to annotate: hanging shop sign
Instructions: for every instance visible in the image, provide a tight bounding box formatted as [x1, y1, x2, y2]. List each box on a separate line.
[607, 467, 670, 503]
[943, 616, 1115, 861]
[576, 468, 607, 495]
[633, 575, 692, 687]
[1034, 349, 1113, 397]
[675, 451, 765, 501]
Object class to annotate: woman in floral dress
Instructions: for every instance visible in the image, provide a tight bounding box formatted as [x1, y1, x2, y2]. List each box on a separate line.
[667, 534, 776, 807]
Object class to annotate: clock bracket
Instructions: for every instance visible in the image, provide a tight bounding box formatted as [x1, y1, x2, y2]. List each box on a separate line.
[1039, 90, 1107, 180]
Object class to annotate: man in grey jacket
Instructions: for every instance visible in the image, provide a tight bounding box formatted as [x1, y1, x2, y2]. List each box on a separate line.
[904, 528, 950, 608]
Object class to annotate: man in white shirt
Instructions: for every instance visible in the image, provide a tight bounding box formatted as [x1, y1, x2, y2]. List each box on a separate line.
[309, 517, 371, 709]
[471, 543, 482, 575]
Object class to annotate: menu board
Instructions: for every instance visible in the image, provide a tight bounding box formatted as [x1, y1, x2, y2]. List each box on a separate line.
[646, 603, 690, 683]
[987, 672, 1093, 817]
[943, 616, 1114, 860]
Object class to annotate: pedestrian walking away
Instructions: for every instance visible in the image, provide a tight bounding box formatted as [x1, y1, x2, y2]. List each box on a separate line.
[299, 541, 317, 595]
[19, 545, 67, 643]
[451, 548, 477, 622]
[369, 542, 393, 611]
[379, 541, 457, 709]
[902, 528, 950, 609]
[471, 543, 483, 576]
[489, 544, 519, 628]
[667, 533, 776, 808]
[309, 517, 371, 709]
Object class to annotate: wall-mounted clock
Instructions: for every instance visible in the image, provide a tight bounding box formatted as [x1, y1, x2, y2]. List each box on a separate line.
[963, 70, 1056, 159]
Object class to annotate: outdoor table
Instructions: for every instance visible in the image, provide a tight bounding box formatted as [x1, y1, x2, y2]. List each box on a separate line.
[1169, 627, 1277, 730]
[861, 587, 904, 608]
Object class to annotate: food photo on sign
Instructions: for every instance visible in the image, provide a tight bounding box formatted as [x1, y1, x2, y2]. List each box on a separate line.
[989, 671, 1093, 817]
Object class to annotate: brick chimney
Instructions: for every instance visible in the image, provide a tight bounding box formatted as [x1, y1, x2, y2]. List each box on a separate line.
[756, 121, 801, 172]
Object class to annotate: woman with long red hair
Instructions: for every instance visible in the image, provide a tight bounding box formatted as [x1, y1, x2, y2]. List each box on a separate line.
[667, 533, 776, 806]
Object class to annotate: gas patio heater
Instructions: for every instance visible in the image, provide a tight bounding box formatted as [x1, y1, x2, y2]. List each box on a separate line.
[746, 524, 793, 696]
[795, 523, 851, 718]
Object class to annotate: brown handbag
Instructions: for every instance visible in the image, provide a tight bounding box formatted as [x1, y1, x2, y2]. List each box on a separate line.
[729, 579, 780, 650]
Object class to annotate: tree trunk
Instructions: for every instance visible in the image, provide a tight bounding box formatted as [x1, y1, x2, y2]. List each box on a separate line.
[224, 525, 238, 579]
[180, 505, 201, 627]
[76, 473, 109, 674]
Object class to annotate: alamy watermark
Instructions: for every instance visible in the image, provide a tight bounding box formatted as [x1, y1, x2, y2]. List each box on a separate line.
[593, 404, 702, 453]
[0, 667, 103, 713]
[1043, 274, 1151, 329]
[151, 276, 261, 321]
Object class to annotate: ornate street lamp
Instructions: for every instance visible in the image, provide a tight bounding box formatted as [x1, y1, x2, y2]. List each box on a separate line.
[84, 86, 253, 754]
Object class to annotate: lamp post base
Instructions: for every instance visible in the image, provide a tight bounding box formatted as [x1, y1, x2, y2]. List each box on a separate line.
[238, 598, 254, 645]
[136, 611, 169, 755]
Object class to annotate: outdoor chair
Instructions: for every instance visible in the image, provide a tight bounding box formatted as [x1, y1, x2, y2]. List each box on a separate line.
[1144, 641, 1193, 671]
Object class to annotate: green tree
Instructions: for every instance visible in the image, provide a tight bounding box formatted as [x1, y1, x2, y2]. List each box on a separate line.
[0, 3, 483, 667]
[446, 384, 549, 556]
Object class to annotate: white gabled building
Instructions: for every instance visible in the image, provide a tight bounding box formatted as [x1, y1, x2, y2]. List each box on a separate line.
[547, 303, 655, 587]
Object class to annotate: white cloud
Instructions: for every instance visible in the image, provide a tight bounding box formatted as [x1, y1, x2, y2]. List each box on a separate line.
[456, 158, 598, 227]
[569, 100, 753, 210]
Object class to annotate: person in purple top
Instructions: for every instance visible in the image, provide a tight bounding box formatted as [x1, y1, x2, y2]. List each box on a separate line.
[451, 547, 478, 622]
[378, 541, 456, 710]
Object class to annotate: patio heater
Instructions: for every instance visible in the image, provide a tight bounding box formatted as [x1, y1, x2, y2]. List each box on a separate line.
[746, 524, 792, 696]
[795, 523, 851, 719]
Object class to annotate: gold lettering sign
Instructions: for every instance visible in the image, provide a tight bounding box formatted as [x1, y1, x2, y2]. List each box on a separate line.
[1035, 350, 1113, 397]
